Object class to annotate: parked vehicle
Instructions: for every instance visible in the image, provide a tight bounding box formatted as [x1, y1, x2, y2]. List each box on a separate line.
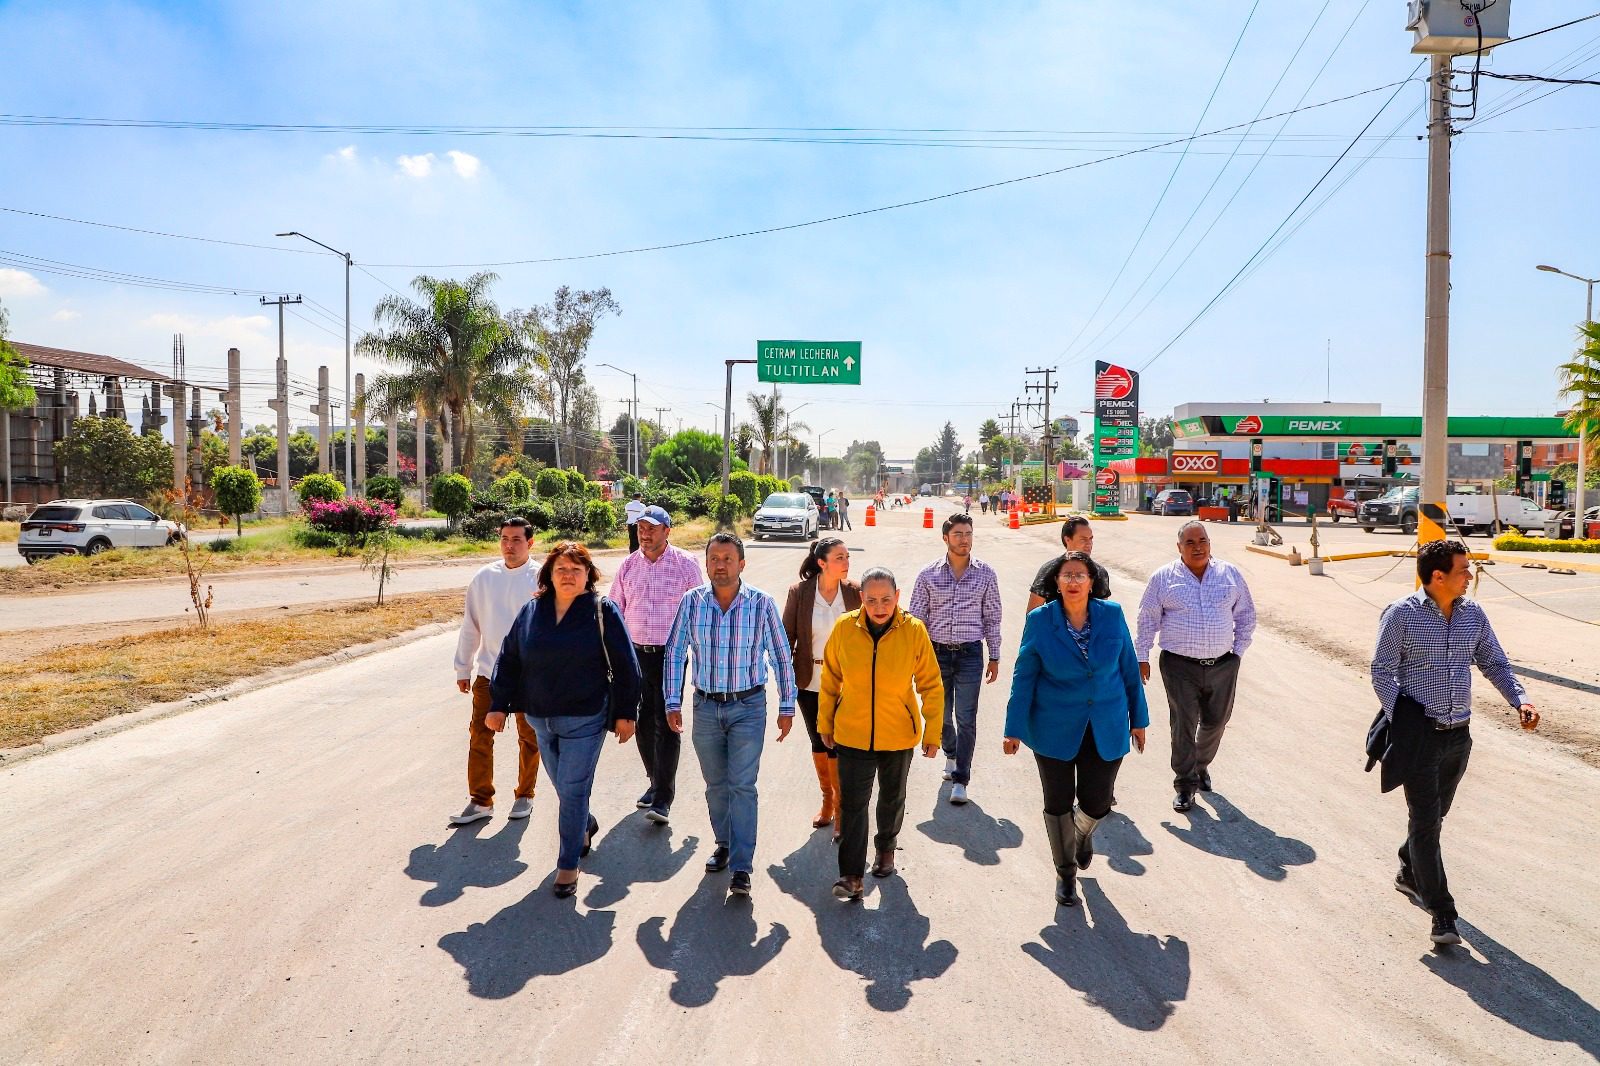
[752, 492, 820, 541]
[1326, 496, 1358, 522]
[17, 499, 186, 564]
[1543, 506, 1600, 540]
[1152, 489, 1194, 516]
[1446, 494, 1553, 536]
[1359, 487, 1420, 534]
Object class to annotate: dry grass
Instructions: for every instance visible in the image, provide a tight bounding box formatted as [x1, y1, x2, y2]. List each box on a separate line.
[0, 521, 19, 542]
[0, 590, 464, 750]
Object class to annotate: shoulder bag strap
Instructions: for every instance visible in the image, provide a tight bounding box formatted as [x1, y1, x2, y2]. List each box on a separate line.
[595, 594, 614, 683]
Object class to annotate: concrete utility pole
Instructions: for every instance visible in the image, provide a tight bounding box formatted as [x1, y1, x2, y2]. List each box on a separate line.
[188, 386, 204, 492]
[167, 334, 187, 497]
[226, 348, 242, 468]
[354, 372, 367, 491]
[386, 410, 398, 478]
[312, 366, 331, 475]
[1025, 368, 1058, 511]
[1418, 53, 1453, 544]
[415, 409, 428, 509]
[277, 232, 353, 500]
[260, 296, 301, 514]
[720, 359, 757, 511]
[1537, 264, 1595, 527]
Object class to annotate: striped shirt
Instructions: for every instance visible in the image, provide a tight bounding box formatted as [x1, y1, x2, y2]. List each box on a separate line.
[1134, 558, 1257, 662]
[663, 581, 798, 715]
[1371, 589, 1527, 727]
[607, 543, 705, 646]
[908, 556, 1004, 659]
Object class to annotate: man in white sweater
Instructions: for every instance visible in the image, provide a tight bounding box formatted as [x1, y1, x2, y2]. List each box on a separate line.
[450, 516, 542, 826]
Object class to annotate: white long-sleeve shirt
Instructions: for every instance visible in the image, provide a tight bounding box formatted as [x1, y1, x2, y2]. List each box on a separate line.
[454, 560, 540, 682]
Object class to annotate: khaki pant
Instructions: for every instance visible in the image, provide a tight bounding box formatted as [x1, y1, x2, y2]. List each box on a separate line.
[468, 676, 541, 806]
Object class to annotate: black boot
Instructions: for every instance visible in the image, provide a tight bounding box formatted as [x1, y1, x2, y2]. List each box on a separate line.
[1072, 807, 1102, 870]
[1043, 812, 1079, 907]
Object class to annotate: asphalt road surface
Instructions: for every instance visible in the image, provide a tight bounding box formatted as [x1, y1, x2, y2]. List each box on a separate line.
[2, 503, 1597, 1063]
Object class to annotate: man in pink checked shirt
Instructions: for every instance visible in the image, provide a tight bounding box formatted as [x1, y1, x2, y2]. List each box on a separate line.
[608, 505, 705, 826]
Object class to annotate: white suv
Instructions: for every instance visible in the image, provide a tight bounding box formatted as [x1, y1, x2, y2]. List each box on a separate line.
[18, 499, 186, 564]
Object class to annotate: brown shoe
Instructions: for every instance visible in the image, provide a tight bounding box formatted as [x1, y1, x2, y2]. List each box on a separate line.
[870, 849, 896, 878]
[827, 758, 843, 841]
[811, 752, 835, 828]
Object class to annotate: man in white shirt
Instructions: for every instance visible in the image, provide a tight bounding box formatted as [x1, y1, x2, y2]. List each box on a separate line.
[450, 516, 542, 826]
[624, 492, 647, 553]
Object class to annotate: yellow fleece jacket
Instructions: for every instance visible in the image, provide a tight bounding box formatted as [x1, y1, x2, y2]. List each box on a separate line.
[818, 608, 944, 752]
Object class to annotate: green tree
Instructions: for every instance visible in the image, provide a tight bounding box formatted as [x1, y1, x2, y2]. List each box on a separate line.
[926, 422, 961, 483]
[210, 465, 263, 536]
[53, 416, 173, 497]
[0, 302, 38, 412]
[977, 419, 1002, 463]
[366, 474, 405, 508]
[647, 428, 746, 486]
[843, 440, 885, 491]
[431, 472, 474, 524]
[733, 422, 755, 465]
[534, 467, 570, 499]
[1558, 321, 1600, 468]
[493, 470, 533, 504]
[358, 272, 540, 475]
[296, 472, 345, 507]
[515, 285, 619, 468]
[1140, 416, 1176, 454]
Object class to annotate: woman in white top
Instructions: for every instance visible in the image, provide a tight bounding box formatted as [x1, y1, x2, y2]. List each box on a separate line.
[782, 538, 862, 839]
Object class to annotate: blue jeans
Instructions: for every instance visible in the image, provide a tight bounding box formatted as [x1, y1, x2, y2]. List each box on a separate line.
[935, 642, 983, 785]
[692, 691, 768, 874]
[528, 711, 608, 871]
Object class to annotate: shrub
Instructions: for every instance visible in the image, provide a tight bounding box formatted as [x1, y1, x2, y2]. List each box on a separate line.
[206, 537, 240, 553]
[304, 497, 399, 538]
[297, 472, 346, 508]
[492, 470, 533, 505]
[210, 465, 263, 535]
[430, 473, 474, 523]
[564, 468, 587, 496]
[727, 469, 761, 515]
[1494, 533, 1600, 553]
[365, 475, 405, 509]
[525, 500, 553, 531]
[585, 499, 617, 539]
[694, 483, 722, 519]
[459, 509, 508, 542]
[584, 480, 606, 499]
[551, 496, 589, 536]
[534, 467, 569, 499]
[713, 492, 743, 528]
[292, 526, 342, 549]
[645, 485, 692, 519]
[620, 474, 645, 497]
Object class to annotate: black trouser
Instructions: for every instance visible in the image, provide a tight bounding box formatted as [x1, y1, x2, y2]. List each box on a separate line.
[835, 745, 914, 878]
[796, 690, 837, 758]
[1034, 728, 1121, 819]
[627, 523, 639, 553]
[632, 646, 679, 809]
[1158, 651, 1241, 791]
[1399, 726, 1472, 922]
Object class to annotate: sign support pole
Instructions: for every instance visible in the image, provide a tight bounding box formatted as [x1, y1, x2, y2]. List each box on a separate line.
[720, 359, 756, 523]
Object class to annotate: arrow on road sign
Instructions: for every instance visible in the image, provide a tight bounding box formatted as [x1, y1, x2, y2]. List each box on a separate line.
[844, 356, 855, 370]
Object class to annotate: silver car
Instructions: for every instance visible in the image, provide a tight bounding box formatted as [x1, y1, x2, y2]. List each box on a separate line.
[18, 499, 186, 564]
[752, 492, 819, 541]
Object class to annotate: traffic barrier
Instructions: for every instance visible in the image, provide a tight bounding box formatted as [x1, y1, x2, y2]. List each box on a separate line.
[1008, 507, 1020, 530]
[864, 506, 876, 527]
[923, 507, 934, 529]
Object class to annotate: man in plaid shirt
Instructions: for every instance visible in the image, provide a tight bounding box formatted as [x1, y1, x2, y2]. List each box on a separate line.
[664, 532, 797, 898]
[608, 506, 704, 825]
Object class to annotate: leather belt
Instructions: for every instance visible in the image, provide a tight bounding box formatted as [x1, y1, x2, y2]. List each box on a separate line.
[633, 644, 665, 654]
[1165, 650, 1232, 668]
[1433, 718, 1470, 732]
[933, 640, 981, 652]
[696, 685, 764, 704]
[812, 658, 824, 664]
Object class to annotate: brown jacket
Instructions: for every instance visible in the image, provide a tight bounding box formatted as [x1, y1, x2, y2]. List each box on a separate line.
[782, 577, 863, 691]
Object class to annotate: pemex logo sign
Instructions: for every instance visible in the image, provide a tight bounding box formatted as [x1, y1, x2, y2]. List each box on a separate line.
[1092, 361, 1139, 516]
[1095, 364, 1134, 401]
[1231, 414, 1262, 435]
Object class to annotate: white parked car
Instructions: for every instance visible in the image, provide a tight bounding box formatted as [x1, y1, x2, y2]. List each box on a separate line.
[1444, 494, 1553, 537]
[752, 492, 819, 541]
[17, 499, 186, 564]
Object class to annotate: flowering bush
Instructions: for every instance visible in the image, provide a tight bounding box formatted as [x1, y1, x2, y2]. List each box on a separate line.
[304, 496, 398, 537]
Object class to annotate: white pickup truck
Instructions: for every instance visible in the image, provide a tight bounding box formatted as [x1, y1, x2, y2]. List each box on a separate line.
[1445, 494, 1552, 536]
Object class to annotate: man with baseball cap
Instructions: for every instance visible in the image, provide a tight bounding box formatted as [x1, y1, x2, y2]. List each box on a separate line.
[608, 505, 705, 824]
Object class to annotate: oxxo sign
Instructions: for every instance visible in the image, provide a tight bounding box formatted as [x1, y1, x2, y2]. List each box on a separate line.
[1170, 450, 1221, 476]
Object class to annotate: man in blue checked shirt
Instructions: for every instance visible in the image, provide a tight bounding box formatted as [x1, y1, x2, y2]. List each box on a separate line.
[1371, 539, 1537, 947]
[664, 532, 797, 899]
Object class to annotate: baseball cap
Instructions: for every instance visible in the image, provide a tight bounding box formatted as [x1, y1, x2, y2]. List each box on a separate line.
[638, 505, 672, 527]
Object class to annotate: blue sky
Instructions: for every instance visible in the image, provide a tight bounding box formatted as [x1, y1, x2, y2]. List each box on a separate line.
[1, 1, 1597, 458]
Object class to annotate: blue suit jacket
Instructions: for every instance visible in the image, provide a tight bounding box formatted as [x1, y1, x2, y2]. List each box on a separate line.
[1004, 598, 1150, 762]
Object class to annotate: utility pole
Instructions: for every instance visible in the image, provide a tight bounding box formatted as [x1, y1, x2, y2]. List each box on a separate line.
[277, 233, 352, 500]
[720, 359, 757, 513]
[312, 365, 331, 474]
[226, 347, 242, 468]
[260, 296, 301, 514]
[1025, 368, 1058, 513]
[166, 334, 187, 497]
[354, 372, 367, 491]
[386, 409, 398, 478]
[1418, 53, 1452, 545]
[416, 409, 428, 509]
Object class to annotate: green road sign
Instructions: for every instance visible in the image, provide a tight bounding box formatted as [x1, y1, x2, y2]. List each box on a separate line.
[757, 340, 861, 384]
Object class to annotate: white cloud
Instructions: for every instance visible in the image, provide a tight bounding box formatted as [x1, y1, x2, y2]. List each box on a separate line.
[396, 152, 436, 178]
[139, 313, 271, 341]
[0, 268, 46, 298]
[337, 145, 357, 162]
[447, 150, 481, 179]
[51, 309, 80, 322]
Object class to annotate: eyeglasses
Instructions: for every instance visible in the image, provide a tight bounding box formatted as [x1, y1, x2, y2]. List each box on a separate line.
[1059, 573, 1092, 585]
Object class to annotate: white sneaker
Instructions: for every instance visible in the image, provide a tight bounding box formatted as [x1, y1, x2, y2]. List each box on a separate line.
[950, 783, 969, 805]
[943, 758, 956, 781]
[449, 802, 493, 826]
[508, 796, 534, 820]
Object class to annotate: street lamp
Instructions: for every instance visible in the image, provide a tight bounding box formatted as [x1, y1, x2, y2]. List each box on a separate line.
[783, 401, 812, 482]
[277, 232, 354, 491]
[817, 429, 834, 486]
[596, 362, 639, 477]
[1536, 264, 1596, 524]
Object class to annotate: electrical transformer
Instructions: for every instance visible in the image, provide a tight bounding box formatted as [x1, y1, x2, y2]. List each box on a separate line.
[1406, 0, 1510, 55]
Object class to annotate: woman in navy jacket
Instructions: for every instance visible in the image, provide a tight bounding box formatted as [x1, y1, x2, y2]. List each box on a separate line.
[1003, 550, 1148, 907]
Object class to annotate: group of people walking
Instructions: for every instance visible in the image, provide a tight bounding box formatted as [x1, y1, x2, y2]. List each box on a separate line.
[451, 500, 1533, 945]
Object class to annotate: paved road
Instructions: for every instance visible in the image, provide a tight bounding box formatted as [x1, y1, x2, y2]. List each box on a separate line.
[3, 504, 1597, 1063]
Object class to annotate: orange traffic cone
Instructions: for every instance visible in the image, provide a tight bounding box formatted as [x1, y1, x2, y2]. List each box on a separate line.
[923, 507, 934, 529]
[864, 505, 876, 527]
[1009, 506, 1020, 530]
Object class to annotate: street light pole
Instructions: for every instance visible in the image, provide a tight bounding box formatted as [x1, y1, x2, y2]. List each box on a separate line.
[1537, 264, 1597, 525]
[597, 362, 639, 477]
[720, 360, 757, 511]
[783, 401, 812, 484]
[278, 231, 354, 492]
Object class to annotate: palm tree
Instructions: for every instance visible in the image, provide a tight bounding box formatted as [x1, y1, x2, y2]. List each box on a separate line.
[1557, 321, 1600, 468]
[746, 389, 806, 476]
[356, 272, 540, 475]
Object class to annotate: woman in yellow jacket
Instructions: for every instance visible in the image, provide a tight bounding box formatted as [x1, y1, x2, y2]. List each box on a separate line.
[819, 566, 945, 901]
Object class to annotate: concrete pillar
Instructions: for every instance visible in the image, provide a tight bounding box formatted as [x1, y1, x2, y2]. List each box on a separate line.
[266, 356, 292, 514]
[354, 372, 367, 492]
[313, 365, 330, 475]
[415, 409, 428, 509]
[189, 386, 204, 492]
[166, 379, 187, 495]
[145, 381, 165, 438]
[226, 347, 242, 468]
[386, 410, 398, 478]
[2, 408, 10, 504]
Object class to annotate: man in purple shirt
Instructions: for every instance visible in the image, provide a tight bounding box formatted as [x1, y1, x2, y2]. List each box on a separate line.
[909, 512, 1003, 805]
[607, 506, 705, 826]
[1135, 521, 1257, 813]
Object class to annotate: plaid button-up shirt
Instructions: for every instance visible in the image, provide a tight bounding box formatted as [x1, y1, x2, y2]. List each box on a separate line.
[607, 543, 705, 646]
[1134, 558, 1257, 662]
[908, 556, 1003, 660]
[663, 581, 798, 714]
[1371, 589, 1527, 727]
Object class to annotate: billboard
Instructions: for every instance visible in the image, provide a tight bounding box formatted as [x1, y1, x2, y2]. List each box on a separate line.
[1092, 361, 1140, 515]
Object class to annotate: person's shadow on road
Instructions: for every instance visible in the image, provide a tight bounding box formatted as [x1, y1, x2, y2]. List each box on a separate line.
[437, 875, 616, 999]
[1095, 812, 1154, 876]
[768, 833, 957, 1012]
[1424, 920, 1600, 1060]
[1162, 792, 1316, 881]
[1023, 877, 1190, 1031]
[580, 818, 699, 909]
[915, 790, 1023, 866]
[404, 818, 529, 907]
[636, 877, 790, 1007]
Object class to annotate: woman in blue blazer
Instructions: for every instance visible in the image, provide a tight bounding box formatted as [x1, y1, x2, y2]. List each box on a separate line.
[1004, 551, 1148, 906]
